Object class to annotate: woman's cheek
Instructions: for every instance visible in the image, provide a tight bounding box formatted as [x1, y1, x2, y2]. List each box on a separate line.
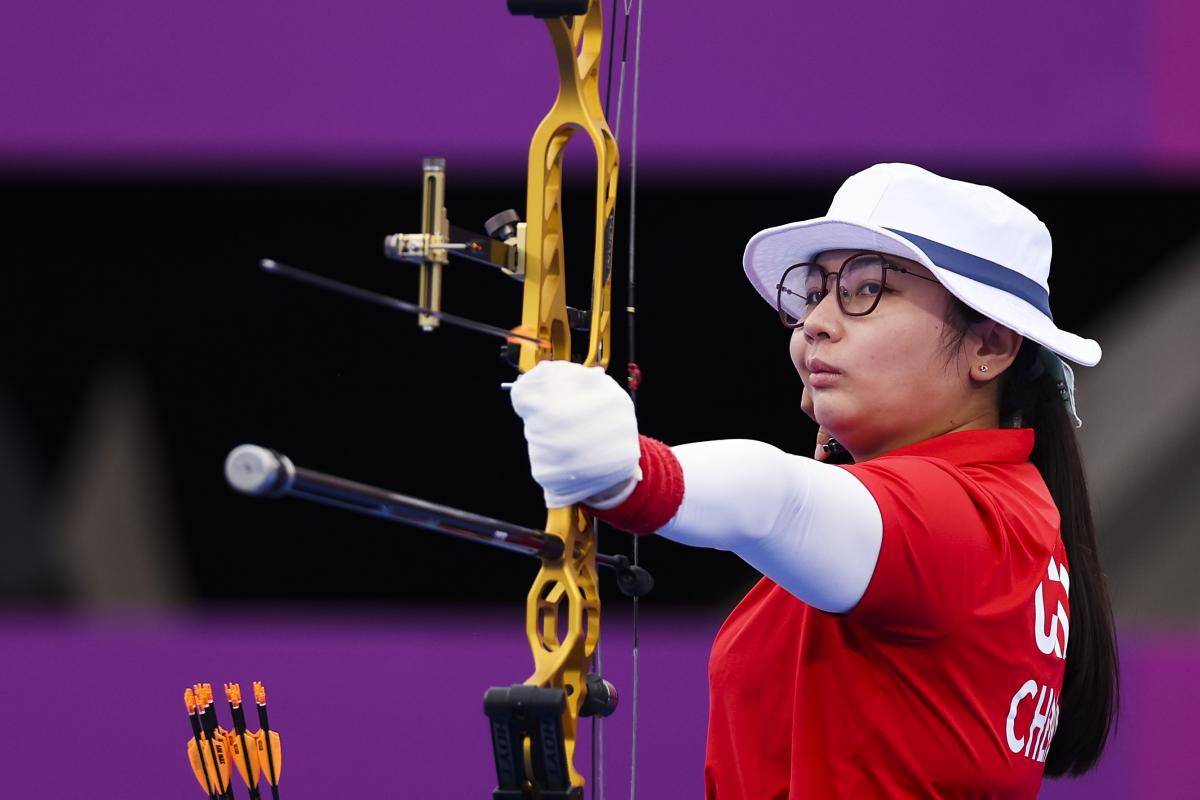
[789, 330, 807, 377]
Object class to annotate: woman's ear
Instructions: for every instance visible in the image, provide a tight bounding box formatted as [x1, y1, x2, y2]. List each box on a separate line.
[969, 321, 1022, 383]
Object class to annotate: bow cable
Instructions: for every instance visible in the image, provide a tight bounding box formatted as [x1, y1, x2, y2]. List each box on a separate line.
[596, 1, 645, 798]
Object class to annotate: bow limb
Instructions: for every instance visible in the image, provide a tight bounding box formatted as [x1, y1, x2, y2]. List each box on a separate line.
[518, 4, 617, 373]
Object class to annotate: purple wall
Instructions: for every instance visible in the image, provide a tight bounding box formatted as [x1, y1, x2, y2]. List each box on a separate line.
[2, 611, 1195, 797]
[2, 1, 1198, 174]
[2, 610, 714, 798]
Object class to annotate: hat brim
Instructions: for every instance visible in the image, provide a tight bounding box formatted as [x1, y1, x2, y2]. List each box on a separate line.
[743, 217, 1101, 366]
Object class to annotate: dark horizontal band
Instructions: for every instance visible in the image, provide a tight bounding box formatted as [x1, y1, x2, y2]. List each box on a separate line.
[884, 228, 1053, 320]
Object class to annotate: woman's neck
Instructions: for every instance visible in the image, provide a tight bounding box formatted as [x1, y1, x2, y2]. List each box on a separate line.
[848, 408, 1000, 462]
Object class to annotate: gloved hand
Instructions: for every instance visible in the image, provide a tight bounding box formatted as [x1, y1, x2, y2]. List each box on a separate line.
[509, 360, 642, 508]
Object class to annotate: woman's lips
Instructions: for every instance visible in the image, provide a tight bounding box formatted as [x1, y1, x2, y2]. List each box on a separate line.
[806, 358, 842, 389]
[808, 370, 842, 388]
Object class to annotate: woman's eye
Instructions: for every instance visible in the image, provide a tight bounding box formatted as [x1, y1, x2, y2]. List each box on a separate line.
[855, 281, 884, 297]
[803, 289, 826, 306]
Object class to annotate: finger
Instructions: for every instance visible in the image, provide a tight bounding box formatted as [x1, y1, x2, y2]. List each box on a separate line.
[813, 427, 832, 462]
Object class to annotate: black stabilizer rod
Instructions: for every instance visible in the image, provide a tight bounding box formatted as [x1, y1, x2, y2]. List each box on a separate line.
[224, 444, 653, 596]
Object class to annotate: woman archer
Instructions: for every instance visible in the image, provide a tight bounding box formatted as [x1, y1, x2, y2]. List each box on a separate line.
[510, 163, 1118, 798]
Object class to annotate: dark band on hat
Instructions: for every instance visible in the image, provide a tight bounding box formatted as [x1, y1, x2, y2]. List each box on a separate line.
[884, 228, 1053, 320]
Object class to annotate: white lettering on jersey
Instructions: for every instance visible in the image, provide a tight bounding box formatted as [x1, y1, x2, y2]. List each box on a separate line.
[1006, 679, 1038, 753]
[1025, 685, 1050, 758]
[1038, 687, 1061, 762]
[1005, 679, 1061, 763]
[1002, 557, 1070, 764]
[1035, 557, 1070, 659]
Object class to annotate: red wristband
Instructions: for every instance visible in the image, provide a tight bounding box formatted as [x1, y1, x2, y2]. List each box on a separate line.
[585, 435, 684, 535]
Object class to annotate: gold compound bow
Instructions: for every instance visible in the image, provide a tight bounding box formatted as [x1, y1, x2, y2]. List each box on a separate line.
[225, 2, 648, 797]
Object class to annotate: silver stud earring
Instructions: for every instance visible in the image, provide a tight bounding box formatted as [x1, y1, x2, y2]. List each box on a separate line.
[978, 364, 989, 373]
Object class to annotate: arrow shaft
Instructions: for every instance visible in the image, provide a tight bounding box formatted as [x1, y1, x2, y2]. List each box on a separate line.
[239, 730, 261, 800]
[257, 705, 280, 796]
[259, 259, 550, 348]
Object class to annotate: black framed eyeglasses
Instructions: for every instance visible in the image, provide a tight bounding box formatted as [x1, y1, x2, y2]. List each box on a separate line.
[775, 251, 941, 329]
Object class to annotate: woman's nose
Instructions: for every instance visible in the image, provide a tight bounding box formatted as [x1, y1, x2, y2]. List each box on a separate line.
[802, 291, 841, 342]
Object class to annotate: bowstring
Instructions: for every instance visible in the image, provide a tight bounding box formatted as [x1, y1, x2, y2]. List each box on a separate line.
[595, 2, 644, 799]
[626, 5, 644, 800]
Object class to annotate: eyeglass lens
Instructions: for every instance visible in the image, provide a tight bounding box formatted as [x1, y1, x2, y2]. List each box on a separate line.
[776, 253, 888, 327]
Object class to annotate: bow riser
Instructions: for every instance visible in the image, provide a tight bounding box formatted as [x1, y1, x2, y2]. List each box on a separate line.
[517, 4, 617, 794]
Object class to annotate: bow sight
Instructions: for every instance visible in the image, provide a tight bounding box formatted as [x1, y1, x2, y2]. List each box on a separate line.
[226, 2, 648, 798]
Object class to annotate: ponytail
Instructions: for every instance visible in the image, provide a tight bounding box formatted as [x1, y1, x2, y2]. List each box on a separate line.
[947, 301, 1119, 776]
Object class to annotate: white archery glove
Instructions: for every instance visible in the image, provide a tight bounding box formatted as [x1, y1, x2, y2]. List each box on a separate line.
[509, 360, 642, 509]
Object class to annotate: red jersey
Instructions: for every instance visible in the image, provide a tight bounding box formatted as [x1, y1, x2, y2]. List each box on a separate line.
[705, 429, 1071, 799]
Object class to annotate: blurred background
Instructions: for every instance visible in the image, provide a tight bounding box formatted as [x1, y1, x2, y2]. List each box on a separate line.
[2, 1, 1197, 796]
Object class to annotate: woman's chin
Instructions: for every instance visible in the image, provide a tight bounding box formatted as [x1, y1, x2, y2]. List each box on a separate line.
[812, 401, 859, 439]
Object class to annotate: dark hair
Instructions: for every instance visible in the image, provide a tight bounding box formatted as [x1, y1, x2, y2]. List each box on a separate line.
[944, 298, 1118, 777]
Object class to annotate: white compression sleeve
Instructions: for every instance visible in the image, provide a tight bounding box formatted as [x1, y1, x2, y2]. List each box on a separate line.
[656, 440, 883, 613]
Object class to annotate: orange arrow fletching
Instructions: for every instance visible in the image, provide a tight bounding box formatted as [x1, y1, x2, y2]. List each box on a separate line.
[227, 729, 262, 789]
[506, 323, 551, 349]
[187, 738, 219, 796]
[252, 729, 283, 785]
[211, 735, 232, 793]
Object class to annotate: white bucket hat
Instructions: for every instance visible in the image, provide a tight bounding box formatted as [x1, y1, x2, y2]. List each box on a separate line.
[742, 163, 1101, 367]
